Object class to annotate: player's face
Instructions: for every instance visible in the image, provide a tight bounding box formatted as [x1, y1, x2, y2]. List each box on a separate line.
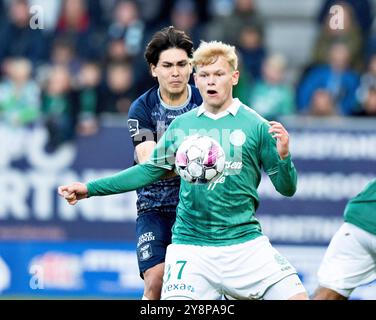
[151, 48, 192, 97]
[194, 56, 239, 113]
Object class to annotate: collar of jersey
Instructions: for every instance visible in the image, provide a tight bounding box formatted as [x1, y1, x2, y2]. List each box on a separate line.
[157, 85, 192, 110]
[196, 98, 241, 119]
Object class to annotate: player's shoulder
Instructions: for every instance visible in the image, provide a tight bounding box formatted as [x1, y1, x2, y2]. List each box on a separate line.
[179, 106, 199, 119]
[170, 106, 199, 127]
[238, 103, 269, 125]
[129, 85, 159, 116]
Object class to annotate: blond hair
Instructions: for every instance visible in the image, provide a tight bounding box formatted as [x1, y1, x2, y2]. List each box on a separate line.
[192, 41, 238, 71]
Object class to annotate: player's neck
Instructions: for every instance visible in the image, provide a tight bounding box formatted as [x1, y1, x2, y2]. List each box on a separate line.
[159, 87, 189, 107]
[204, 97, 234, 115]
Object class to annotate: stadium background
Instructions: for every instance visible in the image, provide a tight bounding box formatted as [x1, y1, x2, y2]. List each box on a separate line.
[0, 0, 376, 299]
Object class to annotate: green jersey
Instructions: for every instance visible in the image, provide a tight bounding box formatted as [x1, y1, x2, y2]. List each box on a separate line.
[87, 99, 297, 246]
[344, 179, 376, 235]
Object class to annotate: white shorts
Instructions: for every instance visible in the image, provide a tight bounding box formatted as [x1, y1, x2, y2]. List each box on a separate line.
[161, 236, 306, 300]
[318, 222, 376, 297]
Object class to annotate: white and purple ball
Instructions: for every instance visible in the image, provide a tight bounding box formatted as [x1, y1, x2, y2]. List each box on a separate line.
[175, 135, 225, 184]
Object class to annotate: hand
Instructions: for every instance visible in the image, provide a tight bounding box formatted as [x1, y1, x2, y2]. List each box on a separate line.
[268, 121, 290, 160]
[57, 182, 88, 205]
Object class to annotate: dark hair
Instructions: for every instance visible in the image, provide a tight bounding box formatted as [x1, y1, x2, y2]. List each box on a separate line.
[144, 26, 193, 66]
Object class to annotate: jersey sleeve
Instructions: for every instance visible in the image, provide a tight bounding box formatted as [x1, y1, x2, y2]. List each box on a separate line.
[127, 99, 156, 147]
[147, 117, 182, 170]
[259, 121, 297, 197]
[86, 118, 182, 197]
[86, 163, 168, 197]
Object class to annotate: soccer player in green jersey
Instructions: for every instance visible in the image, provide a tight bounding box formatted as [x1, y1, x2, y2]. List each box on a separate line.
[314, 178, 376, 300]
[58, 41, 308, 300]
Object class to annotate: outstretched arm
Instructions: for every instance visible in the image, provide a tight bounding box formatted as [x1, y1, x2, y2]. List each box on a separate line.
[136, 140, 177, 179]
[59, 118, 181, 205]
[58, 162, 169, 205]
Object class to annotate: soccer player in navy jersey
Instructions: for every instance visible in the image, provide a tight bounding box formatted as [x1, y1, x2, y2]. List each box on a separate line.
[125, 26, 202, 299]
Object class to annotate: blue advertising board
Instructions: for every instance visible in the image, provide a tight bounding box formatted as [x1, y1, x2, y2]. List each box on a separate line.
[0, 123, 138, 241]
[1, 118, 375, 298]
[257, 117, 376, 245]
[0, 241, 143, 297]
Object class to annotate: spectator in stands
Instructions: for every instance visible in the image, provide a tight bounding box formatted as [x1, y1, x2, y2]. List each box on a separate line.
[105, 33, 132, 63]
[134, 0, 209, 32]
[313, 2, 363, 71]
[75, 61, 102, 136]
[365, 23, 376, 62]
[136, 0, 171, 30]
[232, 58, 252, 104]
[353, 86, 376, 117]
[88, 0, 117, 29]
[0, 58, 40, 123]
[248, 54, 295, 120]
[55, 0, 101, 60]
[106, 0, 148, 92]
[107, 0, 145, 57]
[237, 24, 267, 82]
[27, 0, 62, 33]
[84, 0, 110, 29]
[309, 89, 338, 117]
[297, 42, 360, 115]
[169, 0, 202, 48]
[99, 60, 137, 115]
[356, 54, 376, 105]
[205, 0, 264, 46]
[0, 58, 40, 127]
[0, 0, 47, 68]
[41, 65, 76, 149]
[49, 37, 83, 80]
[317, 0, 373, 37]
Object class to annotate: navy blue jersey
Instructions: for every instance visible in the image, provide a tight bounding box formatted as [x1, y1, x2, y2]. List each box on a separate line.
[127, 84, 202, 215]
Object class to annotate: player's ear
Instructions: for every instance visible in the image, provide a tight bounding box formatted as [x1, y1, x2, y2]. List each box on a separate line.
[193, 73, 197, 86]
[232, 70, 240, 86]
[150, 64, 157, 78]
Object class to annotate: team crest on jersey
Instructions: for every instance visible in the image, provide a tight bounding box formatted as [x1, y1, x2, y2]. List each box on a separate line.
[138, 243, 153, 261]
[128, 119, 139, 137]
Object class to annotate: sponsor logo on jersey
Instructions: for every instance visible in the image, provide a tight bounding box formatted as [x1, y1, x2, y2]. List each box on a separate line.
[127, 119, 139, 137]
[162, 282, 195, 294]
[207, 161, 243, 190]
[137, 232, 155, 247]
[225, 161, 243, 171]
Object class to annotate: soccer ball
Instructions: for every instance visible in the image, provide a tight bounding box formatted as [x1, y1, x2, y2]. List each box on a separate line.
[175, 134, 225, 184]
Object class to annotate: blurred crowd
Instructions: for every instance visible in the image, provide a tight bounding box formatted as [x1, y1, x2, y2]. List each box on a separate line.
[0, 0, 376, 150]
